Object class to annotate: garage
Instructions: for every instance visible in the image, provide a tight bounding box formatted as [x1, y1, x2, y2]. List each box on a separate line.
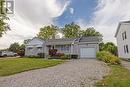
[80, 48, 96, 58]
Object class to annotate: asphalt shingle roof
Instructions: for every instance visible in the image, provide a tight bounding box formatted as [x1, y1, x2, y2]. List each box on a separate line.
[79, 36, 102, 42]
[46, 38, 76, 42]
[45, 36, 102, 44]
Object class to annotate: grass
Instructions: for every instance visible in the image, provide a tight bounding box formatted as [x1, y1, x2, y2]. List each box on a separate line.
[96, 65, 130, 87]
[0, 58, 65, 76]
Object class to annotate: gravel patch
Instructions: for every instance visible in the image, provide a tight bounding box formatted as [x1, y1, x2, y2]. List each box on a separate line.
[121, 60, 130, 70]
[0, 59, 110, 87]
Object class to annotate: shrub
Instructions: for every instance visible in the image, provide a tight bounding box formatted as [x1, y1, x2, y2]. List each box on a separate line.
[61, 54, 71, 60]
[37, 53, 45, 58]
[28, 55, 40, 58]
[96, 51, 120, 65]
[49, 49, 57, 57]
[70, 54, 78, 59]
[55, 53, 64, 57]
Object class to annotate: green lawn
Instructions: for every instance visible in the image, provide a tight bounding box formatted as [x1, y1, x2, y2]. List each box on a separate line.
[96, 65, 130, 87]
[0, 58, 65, 76]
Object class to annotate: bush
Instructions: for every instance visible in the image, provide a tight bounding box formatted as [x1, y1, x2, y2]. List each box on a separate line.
[49, 49, 57, 57]
[70, 54, 78, 59]
[60, 54, 78, 60]
[28, 55, 40, 58]
[96, 51, 120, 65]
[55, 53, 64, 57]
[37, 53, 45, 58]
[61, 54, 71, 60]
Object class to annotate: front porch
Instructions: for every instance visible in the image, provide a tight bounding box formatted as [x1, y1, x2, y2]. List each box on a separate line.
[44, 44, 74, 55]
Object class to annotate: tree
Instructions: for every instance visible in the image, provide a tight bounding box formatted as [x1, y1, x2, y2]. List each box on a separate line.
[0, 0, 10, 37]
[18, 44, 25, 57]
[100, 42, 118, 56]
[9, 43, 20, 53]
[80, 27, 102, 37]
[37, 25, 58, 40]
[24, 39, 31, 44]
[8, 42, 25, 57]
[63, 22, 80, 38]
[99, 42, 105, 51]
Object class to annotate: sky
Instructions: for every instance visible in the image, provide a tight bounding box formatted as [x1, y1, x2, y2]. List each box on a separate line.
[0, 0, 130, 49]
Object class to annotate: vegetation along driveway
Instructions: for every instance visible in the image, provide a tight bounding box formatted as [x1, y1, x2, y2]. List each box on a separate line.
[0, 59, 109, 87]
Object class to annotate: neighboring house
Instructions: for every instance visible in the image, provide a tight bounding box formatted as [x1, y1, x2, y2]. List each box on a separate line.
[25, 37, 45, 56]
[25, 36, 102, 58]
[115, 21, 130, 59]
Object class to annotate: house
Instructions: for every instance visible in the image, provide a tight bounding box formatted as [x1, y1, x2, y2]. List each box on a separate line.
[25, 37, 44, 56]
[25, 36, 102, 58]
[115, 21, 130, 59]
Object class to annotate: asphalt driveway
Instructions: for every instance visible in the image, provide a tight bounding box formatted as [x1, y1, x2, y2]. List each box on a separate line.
[0, 59, 109, 87]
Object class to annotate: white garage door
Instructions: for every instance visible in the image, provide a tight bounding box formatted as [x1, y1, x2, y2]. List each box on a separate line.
[80, 48, 96, 58]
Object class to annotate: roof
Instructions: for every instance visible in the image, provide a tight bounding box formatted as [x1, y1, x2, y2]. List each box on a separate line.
[46, 38, 76, 42]
[26, 37, 44, 44]
[115, 20, 130, 37]
[45, 38, 77, 45]
[79, 36, 102, 42]
[45, 36, 102, 45]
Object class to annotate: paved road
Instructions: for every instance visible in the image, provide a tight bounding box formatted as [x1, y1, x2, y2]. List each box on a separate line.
[0, 59, 109, 87]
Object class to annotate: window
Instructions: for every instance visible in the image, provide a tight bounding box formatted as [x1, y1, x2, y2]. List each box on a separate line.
[37, 47, 42, 50]
[124, 31, 127, 39]
[61, 45, 69, 51]
[126, 45, 129, 53]
[122, 33, 124, 40]
[124, 45, 126, 53]
[124, 45, 129, 54]
[122, 31, 127, 40]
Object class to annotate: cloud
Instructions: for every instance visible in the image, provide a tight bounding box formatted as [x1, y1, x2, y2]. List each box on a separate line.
[69, 7, 74, 14]
[0, 0, 70, 49]
[78, 0, 130, 43]
[92, 0, 130, 43]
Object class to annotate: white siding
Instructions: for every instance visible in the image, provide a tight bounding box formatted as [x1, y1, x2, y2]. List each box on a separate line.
[25, 38, 44, 56]
[116, 23, 130, 58]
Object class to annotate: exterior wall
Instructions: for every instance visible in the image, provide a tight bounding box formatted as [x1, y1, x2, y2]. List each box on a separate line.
[25, 38, 44, 56]
[25, 46, 43, 56]
[116, 23, 130, 58]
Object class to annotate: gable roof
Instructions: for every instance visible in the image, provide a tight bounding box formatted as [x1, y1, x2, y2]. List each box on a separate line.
[45, 38, 76, 45]
[26, 36, 102, 46]
[115, 20, 130, 37]
[45, 36, 102, 45]
[26, 37, 44, 45]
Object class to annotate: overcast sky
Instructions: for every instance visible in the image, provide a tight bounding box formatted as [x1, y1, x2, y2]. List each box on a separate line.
[0, 0, 130, 49]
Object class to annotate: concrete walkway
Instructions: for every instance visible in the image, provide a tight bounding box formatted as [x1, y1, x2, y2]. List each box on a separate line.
[0, 59, 110, 87]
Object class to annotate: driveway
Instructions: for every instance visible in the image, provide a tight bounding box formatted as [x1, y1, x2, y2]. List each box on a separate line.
[0, 59, 109, 87]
